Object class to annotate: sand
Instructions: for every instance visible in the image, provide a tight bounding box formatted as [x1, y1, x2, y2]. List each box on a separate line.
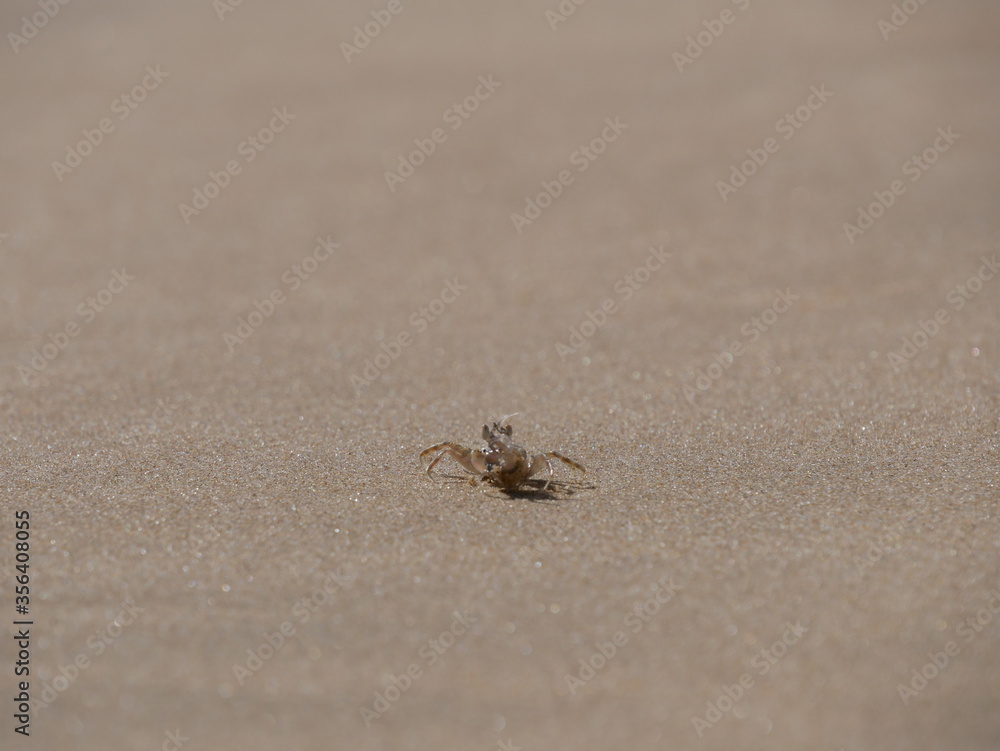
[2, 1, 999, 749]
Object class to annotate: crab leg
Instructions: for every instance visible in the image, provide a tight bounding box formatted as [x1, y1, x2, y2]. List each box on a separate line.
[528, 451, 586, 490]
[544, 452, 586, 473]
[420, 443, 488, 478]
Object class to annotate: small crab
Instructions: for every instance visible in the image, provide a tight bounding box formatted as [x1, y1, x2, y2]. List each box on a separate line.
[419, 416, 585, 491]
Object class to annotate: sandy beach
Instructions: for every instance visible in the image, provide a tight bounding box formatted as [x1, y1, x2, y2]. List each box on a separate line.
[2, 1, 999, 749]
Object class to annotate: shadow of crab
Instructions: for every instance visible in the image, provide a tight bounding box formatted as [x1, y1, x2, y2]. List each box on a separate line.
[431, 473, 594, 503]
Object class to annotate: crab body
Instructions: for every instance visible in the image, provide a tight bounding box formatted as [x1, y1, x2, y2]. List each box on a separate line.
[419, 417, 585, 491]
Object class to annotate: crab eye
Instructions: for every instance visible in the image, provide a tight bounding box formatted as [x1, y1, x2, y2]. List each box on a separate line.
[503, 425, 512, 436]
[482, 425, 490, 440]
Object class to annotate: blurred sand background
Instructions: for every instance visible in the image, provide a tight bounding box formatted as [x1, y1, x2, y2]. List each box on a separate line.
[1, 0, 999, 749]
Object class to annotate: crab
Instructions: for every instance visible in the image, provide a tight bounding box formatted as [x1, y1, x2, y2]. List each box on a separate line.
[419, 416, 586, 491]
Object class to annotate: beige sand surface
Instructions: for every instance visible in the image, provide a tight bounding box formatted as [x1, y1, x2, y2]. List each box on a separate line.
[2, 1, 999, 749]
